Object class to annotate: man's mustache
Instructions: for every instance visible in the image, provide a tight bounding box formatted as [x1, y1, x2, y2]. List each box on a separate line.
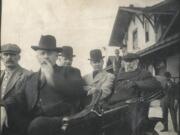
[41, 59, 52, 65]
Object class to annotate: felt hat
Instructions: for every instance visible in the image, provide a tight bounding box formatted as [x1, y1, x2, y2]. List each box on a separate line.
[31, 35, 62, 52]
[88, 49, 104, 62]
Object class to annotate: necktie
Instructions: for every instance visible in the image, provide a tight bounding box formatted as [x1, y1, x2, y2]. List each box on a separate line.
[93, 71, 99, 78]
[1, 71, 10, 98]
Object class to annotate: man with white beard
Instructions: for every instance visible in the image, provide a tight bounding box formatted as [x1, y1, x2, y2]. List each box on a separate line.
[2, 35, 86, 135]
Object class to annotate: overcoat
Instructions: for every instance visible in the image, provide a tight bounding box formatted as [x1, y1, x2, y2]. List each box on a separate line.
[110, 69, 162, 134]
[83, 70, 115, 100]
[1, 66, 32, 135]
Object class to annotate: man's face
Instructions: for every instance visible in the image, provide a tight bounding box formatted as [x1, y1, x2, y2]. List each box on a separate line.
[1, 52, 20, 68]
[124, 59, 139, 72]
[90, 59, 104, 71]
[36, 50, 58, 66]
[58, 56, 73, 67]
[121, 47, 127, 56]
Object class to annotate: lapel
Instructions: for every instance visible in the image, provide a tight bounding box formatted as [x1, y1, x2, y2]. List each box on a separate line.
[118, 56, 121, 63]
[4, 67, 23, 97]
[93, 70, 106, 83]
[115, 56, 121, 63]
[26, 71, 40, 111]
[110, 56, 115, 63]
[0, 70, 5, 78]
[0, 70, 5, 86]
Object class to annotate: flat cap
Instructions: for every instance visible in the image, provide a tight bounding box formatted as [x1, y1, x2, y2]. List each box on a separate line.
[123, 53, 139, 61]
[1, 43, 21, 54]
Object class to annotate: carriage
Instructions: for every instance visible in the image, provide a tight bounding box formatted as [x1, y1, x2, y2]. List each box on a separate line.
[0, 82, 163, 135]
[60, 89, 163, 135]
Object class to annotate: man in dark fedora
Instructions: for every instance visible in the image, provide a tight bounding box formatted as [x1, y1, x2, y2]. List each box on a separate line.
[4, 35, 86, 135]
[58, 46, 75, 67]
[110, 53, 161, 135]
[0, 43, 31, 135]
[83, 49, 115, 100]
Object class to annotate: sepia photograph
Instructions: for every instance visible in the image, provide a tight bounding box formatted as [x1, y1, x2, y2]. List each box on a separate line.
[0, 0, 179, 135]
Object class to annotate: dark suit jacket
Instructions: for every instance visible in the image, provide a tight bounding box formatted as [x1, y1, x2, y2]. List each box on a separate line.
[109, 69, 162, 133]
[0, 66, 31, 101]
[106, 56, 121, 74]
[1, 66, 32, 135]
[110, 69, 161, 103]
[5, 65, 86, 135]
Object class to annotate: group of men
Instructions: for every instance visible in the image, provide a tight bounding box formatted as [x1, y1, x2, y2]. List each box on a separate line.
[0, 34, 163, 135]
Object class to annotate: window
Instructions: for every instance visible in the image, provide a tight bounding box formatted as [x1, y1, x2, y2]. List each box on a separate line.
[132, 29, 138, 50]
[145, 21, 149, 42]
[123, 32, 128, 45]
[132, 16, 136, 24]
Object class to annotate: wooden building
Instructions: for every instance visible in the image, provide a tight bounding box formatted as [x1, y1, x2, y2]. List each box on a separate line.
[109, 0, 180, 81]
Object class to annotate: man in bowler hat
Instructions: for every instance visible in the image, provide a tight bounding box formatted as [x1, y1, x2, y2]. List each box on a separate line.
[83, 49, 115, 100]
[3, 35, 86, 135]
[110, 53, 161, 135]
[0, 44, 31, 135]
[58, 46, 86, 109]
[58, 46, 75, 67]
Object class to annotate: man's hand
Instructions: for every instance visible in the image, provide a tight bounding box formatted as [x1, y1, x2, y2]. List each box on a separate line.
[127, 80, 137, 89]
[174, 99, 178, 109]
[87, 87, 97, 95]
[83, 86, 92, 92]
[1, 106, 8, 130]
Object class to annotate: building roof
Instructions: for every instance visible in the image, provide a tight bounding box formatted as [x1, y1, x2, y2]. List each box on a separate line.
[147, 0, 179, 14]
[108, 9, 132, 47]
[137, 33, 180, 57]
[109, 0, 180, 47]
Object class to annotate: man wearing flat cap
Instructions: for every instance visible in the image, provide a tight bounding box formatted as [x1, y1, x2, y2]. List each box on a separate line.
[110, 53, 162, 135]
[0, 44, 31, 135]
[3, 35, 86, 135]
[83, 49, 115, 101]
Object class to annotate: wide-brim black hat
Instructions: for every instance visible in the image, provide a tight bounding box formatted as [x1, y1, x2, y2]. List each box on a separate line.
[58, 46, 76, 58]
[88, 49, 104, 62]
[31, 35, 62, 52]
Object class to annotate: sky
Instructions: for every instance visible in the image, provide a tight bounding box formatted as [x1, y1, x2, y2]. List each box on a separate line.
[1, 0, 163, 75]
